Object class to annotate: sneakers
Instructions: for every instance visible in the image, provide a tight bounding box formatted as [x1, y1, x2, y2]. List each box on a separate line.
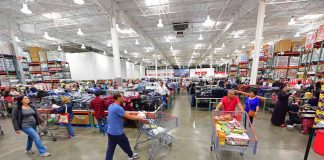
[128, 153, 139, 160]
[40, 152, 51, 157]
[287, 125, 294, 129]
[25, 150, 34, 155]
[70, 136, 76, 139]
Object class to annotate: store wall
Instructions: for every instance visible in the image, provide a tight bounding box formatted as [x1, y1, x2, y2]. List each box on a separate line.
[120, 59, 127, 78]
[66, 52, 116, 80]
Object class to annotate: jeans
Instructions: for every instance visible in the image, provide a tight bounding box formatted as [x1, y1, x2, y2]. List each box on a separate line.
[65, 114, 75, 137]
[21, 126, 47, 154]
[96, 117, 107, 134]
[105, 133, 133, 160]
[162, 95, 167, 109]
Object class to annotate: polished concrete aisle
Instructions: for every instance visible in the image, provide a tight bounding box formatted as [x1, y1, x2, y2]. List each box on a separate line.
[0, 96, 323, 160]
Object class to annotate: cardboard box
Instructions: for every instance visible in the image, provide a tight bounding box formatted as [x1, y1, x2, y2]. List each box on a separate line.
[29, 47, 43, 62]
[274, 40, 292, 53]
[71, 115, 90, 125]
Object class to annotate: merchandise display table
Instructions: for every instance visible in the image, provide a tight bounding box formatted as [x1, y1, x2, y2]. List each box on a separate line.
[195, 97, 222, 111]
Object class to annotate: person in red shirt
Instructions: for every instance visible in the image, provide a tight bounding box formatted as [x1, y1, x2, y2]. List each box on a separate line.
[90, 91, 107, 135]
[215, 90, 244, 112]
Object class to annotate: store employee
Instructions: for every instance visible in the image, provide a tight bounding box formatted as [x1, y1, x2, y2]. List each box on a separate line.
[215, 90, 245, 112]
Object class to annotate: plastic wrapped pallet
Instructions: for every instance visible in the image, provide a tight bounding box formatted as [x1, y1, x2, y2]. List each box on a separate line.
[275, 69, 287, 79]
[0, 41, 13, 55]
[276, 56, 289, 66]
[289, 57, 299, 66]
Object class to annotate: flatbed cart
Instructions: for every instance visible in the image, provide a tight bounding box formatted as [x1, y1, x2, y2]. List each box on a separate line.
[211, 111, 258, 160]
[133, 104, 178, 160]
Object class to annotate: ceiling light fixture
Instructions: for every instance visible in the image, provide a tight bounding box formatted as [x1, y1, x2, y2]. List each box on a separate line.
[234, 32, 239, 38]
[135, 39, 139, 45]
[157, 19, 163, 28]
[170, 45, 173, 51]
[103, 51, 107, 55]
[74, 0, 85, 5]
[288, 16, 296, 25]
[227, 54, 230, 58]
[43, 32, 50, 39]
[81, 44, 86, 49]
[20, 3, 32, 15]
[124, 49, 128, 54]
[294, 31, 300, 37]
[198, 34, 203, 41]
[14, 36, 21, 42]
[202, 15, 215, 27]
[57, 45, 62, 51]
[235, 49, 239, 52]
[77, 28, 84, 36]
[222, 43, 225, 48]
[242, 44, 245, 49]
[107, 41, 112, 47]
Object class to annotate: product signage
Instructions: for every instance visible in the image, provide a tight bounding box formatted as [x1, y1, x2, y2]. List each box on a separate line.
[305, 32, 316, 49]
[214, 72, 225, 75]
[174, 69, 189, 77]
[195, 71, 207, 75]
[316, 24, 324, 42]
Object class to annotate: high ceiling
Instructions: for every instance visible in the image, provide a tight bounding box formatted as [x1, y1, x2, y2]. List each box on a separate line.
[0, 0, 323, 67]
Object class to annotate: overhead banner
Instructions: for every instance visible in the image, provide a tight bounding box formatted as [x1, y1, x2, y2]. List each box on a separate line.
[174, 69, 189, 77]
[305, 32, 316, 49]
[316, 24, 324, 42]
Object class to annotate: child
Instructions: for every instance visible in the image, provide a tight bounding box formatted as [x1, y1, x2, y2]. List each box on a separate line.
[287, 97, 301, 128]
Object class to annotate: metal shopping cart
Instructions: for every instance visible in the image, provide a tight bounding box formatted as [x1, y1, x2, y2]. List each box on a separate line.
[211, 111, 258, 160]
[134, 105, 178, 160]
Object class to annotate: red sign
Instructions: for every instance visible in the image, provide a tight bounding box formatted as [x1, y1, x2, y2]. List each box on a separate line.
[316, 24, 324, 42]
[214, 72, 225, 75]
[305, 32, 316, 49]
[195, 71, 207, 75]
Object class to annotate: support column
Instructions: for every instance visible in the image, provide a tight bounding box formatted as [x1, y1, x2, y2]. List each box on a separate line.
[200, 63, 202, 77]
[210, 47, 213, 77]
[165, 65, 168, 79]
[250, 0, 266, 85]
[111, 16, 122, 86]
[225, 63, 228, 76]
[155, 54, 158, 79]
[139, 65, 143, 79]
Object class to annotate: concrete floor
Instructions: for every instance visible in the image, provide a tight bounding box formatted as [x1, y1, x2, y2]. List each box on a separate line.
[0, 95, 323, 160]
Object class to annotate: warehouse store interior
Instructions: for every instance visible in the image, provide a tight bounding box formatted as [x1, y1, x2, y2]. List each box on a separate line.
[0, 0, 324, 160]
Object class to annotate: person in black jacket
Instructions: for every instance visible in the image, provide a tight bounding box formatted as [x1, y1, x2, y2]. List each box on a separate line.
[12, 95, 51, 157]
[190, 83, 196, 106]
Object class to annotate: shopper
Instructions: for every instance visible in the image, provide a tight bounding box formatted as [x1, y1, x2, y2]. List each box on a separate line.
[105, 92, 141, 160]
[215, 90, 244, 112]
[287, 97, 301, 128]
[244, 91, 260, 123]
[12, 95, 51, 157]
[295, 81, 303, 90]
[156, 81, 169, 109]
[190, 83, 196, 107]
[271, 84, 292, 127]
[89, 91, 107, 135]
[53, 96, 75, 138]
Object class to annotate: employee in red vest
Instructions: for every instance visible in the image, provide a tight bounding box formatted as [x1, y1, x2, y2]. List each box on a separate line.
[215, 90, 244, 112]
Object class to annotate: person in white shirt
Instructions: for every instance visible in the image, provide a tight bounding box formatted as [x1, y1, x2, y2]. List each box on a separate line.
[156, 81, 169, 109]
[295, 81, 303, 90]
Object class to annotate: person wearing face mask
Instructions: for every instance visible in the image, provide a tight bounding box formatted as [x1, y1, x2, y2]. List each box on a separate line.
[271, 84, 292, 127]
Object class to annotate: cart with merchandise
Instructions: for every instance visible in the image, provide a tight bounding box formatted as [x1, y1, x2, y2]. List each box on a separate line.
[211, 111, 257, 160]
[133, 104, 178, 160]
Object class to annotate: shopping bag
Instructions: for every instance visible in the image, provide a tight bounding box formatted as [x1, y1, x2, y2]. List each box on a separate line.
[58, 105, 69, 124]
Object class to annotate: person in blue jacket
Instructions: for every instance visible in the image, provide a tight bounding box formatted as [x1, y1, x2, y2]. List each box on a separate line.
[53, 96, 75, 138]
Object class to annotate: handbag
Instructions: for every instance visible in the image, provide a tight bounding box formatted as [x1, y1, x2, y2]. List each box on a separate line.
[58, 105, 70, 124]
[247, 98, 256, 117]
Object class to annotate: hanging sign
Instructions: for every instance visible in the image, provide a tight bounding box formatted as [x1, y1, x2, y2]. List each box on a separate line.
[195, 71, 207, 75]
[316, 24, 324, 42]
[305, 32, 316, 49]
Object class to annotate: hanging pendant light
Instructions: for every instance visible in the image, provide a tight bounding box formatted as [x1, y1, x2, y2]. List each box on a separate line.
[157, 19, 163, 28]
[103, 51, 106, 55]
[135, 39, 139, 45]
[77, 28, 84, 36]
[222, 43, 225, 48]
[57, 45, 62, 51]
[202, 15, 215, 27]
[288, 16, 296, 25]
[20, 3, 32, 15]
[170, 45, 173, 51]
[198, 34, 203, 40]
[74, 0, 85, 5]
[242, 44, 246, 49]
[124, 49, 128, 54]
[81, 44, 86, 49]
[294, 31, 300, 37]
[15, 36, 21, 42]
[43, 32, 50, 39]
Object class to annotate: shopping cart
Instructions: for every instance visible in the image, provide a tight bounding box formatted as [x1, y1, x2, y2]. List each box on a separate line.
[134, 104, 178, 160]
[211, 111, 258, 160]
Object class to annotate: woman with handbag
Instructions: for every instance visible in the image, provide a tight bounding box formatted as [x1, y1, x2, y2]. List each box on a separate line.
[53, 96, 75, 138]
[235, 90, 264, 123]
[12, 95, 51, 157]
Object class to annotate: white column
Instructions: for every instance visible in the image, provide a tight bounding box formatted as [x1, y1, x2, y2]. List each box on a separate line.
[111, 16, 122, 85]
[250, 0, 266, 85]
[139, 65, 143, 79]
[154, 54, 158, 79]
[200, 64, 202, 77]
[210, 47, 213, 77]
